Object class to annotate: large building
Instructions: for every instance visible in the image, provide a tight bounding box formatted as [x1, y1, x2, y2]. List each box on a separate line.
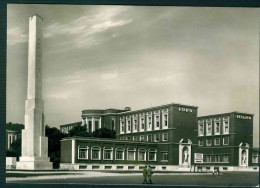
[59, 103, 259, 172]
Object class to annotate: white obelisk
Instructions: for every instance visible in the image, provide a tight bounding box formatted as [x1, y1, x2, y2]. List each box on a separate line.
[16, 15, 53, 170]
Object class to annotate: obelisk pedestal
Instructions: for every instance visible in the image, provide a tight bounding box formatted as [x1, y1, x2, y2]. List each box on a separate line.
[16, 15, 53, 170]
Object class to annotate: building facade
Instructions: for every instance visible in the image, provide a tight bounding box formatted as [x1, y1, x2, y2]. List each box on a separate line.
[59, 103, 259, 172]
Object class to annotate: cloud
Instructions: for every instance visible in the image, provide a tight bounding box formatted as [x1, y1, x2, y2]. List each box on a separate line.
[7, 27, 28, 45]
[101, 72, 118, 80]
[43, 6, 132, 50]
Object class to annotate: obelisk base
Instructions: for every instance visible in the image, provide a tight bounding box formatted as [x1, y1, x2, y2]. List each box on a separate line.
[17, 157, 52, 170]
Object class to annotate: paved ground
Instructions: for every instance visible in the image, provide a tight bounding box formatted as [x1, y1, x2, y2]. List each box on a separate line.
[7, 171, 259, 186]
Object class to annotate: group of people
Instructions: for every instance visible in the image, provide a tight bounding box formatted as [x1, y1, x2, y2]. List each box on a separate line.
[143, 165, 153, 184]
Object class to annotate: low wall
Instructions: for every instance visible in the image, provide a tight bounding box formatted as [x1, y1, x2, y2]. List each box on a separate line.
[6, 157, 17, 169]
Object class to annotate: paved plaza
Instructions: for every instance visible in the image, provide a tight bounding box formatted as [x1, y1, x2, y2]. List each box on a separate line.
[6, 171, 259, 186]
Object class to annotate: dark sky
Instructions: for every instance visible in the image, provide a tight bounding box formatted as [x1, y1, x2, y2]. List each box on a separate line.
[7, 5, 259, 147]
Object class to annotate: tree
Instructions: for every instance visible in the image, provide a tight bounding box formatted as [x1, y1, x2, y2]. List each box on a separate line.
[45, 125, 68, 169]
[6, 122, 24, 133]
[6, 138, 21, 160]
[68, 125, 93, 137]
[93, 128, 116, 139]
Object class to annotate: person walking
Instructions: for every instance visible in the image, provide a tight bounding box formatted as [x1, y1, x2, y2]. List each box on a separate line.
[142, 166, 148, 184]
[147, 165, 153, 184]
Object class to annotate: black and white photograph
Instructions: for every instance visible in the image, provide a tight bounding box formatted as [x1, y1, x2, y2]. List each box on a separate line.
[4, 3, 259, 186]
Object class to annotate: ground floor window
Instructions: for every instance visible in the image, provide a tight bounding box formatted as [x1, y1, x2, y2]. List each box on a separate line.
[127, 150, 136, 160]
[161, 152, 168, 161]
[78, 147, 88, 159]
[103, 149, 113, 160]
[91, 147, 101, 160]
[252, 153, 259, 163]
[148, 151, 157, 161]
[222, 154, 229, 162]
[205, 155, 211, 162]
[115, 148, 124, 160]
[215, 155, 221, 162]
[138, 149, 146, 161]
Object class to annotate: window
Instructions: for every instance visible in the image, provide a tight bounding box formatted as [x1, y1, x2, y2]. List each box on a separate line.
[91, 147, 101, 160]
[78, 147, 88, 159]
[103, 148, 113, 160]
[140, 135, 145, 141]
[206, 120, 212, 135]
[120, 137, 124, 140]
[162, 133, 168, 141]
[163, 114, 168, 128]
[126, 136, 131, 140]
[198, 122, 204, 136]
[127, 150, 136, 161]
[154, 111, 160, 130]
[223, 137, 229, 145]
[205, 155, 211, 162]
[215, 155, 221, 162]
[198, 140, 203, 146]
[223, 154, 229, 162]
[206, 139, 212, 146]
[115, 148, 124, 160]
[111, 119, 115, 130]
[95, 120, 99, 131]
[133, 119, 137, 131]
[148, 150, 157, 161]
[133, 136, 137, 141]
[214, 121, 220, 135]
[147, 116, 152, 130]
[127, 120, 131, 132]
[147, 134, 152, 142]
[120, 121, 125, 133]
[162, 152, 168, 161]
[140, 116, 145, 131]
[223, 117, 229, 134]
[138, 149, 146, 161]
[252, 153, 259, 163]
[214, 138, 220, 146]
[88, 121, 92, 132]
[154, 133, 160, 142]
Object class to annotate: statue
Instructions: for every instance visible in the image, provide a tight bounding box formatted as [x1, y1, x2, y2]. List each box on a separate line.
[183, 149, 189, 164]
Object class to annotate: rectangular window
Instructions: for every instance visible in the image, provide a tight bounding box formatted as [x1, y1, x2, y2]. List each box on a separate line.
[214, 122, 220, 135]
[121, 121, 125, 133]
[155, 115, 160, 128]
[112, 119, 115, 130]
[163, 114, 168, 127]
[206, 122, 212, 135]
[133, 136, 137, 141]
[206, 139, 212, 146]
[147, 134, 152, 142]
[116, 150, 124, 160]
[78, 149, 88, 159]
[198, 140, 204, 146]
[162, 133, 168, 141]
[214, 138, 220, 146]
[162, 152, 168, 161]
[134, 119, 137, 131]
[252, 154, 259, 163]
[205, 155, 211, 162]
[198, 123, 204, 136]
[154, 133, 160, 142]
[223, 118, 229, 134]
[120, 137, 124, 140]
[223, 154, 229, 162]
[127, 120, 131, 132]
[92, 149, 100, 160]
[147, 116, 152, 130]
[104, 150, 112, 160]
[126, 136, 131, 140]
[148, 152, 156, 161]
[138, 150, 146, 161]
[215, 155, 220, 162]
[223, 137, 229, 145]
[140, 135, 145, 141]
[140, 117, 145, 131]
[88, 121, 92, 132]
[95, 120, 99, 130]
[127, 151, 135, 160]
